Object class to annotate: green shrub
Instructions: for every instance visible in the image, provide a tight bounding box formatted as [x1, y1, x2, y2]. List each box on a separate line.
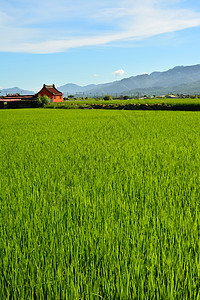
[103, 95, 113, 100]
[37, 95, 50, 107]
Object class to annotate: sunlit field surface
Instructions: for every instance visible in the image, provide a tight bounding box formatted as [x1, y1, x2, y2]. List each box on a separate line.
[0, 109, 200, 299]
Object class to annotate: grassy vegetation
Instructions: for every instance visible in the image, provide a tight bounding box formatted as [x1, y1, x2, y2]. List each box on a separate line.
[0, 109, 200, 299]
[46, 97, 200, 110]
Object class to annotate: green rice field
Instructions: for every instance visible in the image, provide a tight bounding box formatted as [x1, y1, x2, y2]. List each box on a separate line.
[0, 109, 200, 299]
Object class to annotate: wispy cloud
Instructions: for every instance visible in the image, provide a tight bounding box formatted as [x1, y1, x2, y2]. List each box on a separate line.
[0, 0, 200, 53]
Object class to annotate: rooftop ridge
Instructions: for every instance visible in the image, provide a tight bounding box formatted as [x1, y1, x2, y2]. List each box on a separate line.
[43, 84, 55, 88]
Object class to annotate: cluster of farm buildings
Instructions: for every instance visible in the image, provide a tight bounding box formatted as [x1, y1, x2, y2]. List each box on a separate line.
[0, 84, 63, 109]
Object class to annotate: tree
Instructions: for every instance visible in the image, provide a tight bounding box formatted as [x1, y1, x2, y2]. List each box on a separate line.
[103, 95, 112, 101]
[37, 95, 50, 107]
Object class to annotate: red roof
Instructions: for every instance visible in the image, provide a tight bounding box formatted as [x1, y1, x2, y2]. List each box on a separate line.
[0, 95, 35, 102]
[46, 86, 62, 95]
[40, 84, 63, 96]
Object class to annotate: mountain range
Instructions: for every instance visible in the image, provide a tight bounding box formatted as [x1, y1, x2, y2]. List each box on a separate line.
[0, 87, 34, 96]
[58, 64, 200, 96]
[1, 64, 200, 97]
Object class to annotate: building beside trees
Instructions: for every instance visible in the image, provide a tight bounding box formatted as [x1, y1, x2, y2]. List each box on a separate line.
[35, 84, 63, 103]
[0, 84, 63, 108]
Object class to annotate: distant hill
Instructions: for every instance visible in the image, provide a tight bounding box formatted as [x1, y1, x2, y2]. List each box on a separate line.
[58, 83, 97, 94]
[122, 80, 200, 97]
[58, 64, 200, 96]
[2, 64, 200, 97]
[0, 87, 34, 96]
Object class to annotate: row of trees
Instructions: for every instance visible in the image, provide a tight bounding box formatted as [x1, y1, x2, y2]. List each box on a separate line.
[64, 95, 131, 101]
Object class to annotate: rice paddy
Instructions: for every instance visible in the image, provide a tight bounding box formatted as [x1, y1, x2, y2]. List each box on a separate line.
[0, 109, 200, 299]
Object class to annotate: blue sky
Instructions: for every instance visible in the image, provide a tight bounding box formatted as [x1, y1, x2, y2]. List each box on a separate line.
[1, 0, 200, 91]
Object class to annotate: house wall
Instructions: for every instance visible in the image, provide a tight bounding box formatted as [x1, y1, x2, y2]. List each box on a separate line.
[53, 95, 63, 102]
[7, 101, 38, 109]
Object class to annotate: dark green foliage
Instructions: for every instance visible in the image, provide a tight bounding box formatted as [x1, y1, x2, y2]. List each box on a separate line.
[37, 94, 50, 107]
[103, 95, 113, 100]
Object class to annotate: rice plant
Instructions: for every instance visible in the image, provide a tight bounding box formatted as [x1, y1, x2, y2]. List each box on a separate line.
[0, 109, 200, 299]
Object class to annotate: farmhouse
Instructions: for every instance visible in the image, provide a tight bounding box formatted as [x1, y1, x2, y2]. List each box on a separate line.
[0, 84, 63, 108]
[36, 84, 63, 102]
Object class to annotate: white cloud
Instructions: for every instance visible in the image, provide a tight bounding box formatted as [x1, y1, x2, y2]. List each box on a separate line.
[113, 69, 125, 76]
[0, 0, 200, 53]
